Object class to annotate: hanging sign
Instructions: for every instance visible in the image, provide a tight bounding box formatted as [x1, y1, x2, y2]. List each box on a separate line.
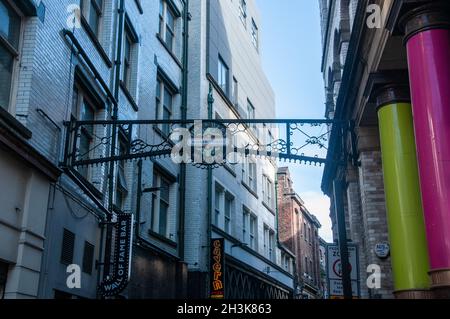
[210, 238, 225, 299]
[98, 213, 134, 297]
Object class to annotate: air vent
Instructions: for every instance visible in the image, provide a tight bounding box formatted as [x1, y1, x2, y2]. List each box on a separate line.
[60, 229, 75, 265]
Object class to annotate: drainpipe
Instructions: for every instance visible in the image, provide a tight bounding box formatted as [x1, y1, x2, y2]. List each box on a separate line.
[104, 0, 125, 281]
[206, 84, 214, 298]
[178, 0, 190, 262]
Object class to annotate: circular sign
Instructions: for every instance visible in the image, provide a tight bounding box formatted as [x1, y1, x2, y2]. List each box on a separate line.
[332, 259, 352, 278]
[375, 242, 390, 259]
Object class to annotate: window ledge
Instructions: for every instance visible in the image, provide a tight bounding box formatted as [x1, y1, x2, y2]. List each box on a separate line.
[0, 107, 32, 139]
[152, 125, 175, 146]
[156, 33, 183, 69]
[262, 201, 275, 215]
[80, 16, 113, 68]
[223, 163, 237, 177]
[241, 181, 258, 199]
[134, 0, 144, 14]
[148, 229, 178, 248]
[119, 81, 139, 111]
[70, 169, 104, 200]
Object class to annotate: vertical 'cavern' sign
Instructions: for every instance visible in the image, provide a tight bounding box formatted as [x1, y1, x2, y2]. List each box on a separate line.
[98, 213, 134, 297]
[210, 238, 225, 299]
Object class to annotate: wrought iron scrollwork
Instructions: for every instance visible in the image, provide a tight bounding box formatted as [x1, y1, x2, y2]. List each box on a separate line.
[63, 118, 343, 169]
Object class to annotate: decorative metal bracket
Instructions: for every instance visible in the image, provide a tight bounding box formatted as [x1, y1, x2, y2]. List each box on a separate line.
[62, 118, 347, 170]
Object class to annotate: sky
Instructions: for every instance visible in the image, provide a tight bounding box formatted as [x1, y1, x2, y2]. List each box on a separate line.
[257, 0, 333, 242]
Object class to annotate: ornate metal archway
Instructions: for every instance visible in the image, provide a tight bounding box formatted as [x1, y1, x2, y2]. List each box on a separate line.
[61, 85, 351, 297]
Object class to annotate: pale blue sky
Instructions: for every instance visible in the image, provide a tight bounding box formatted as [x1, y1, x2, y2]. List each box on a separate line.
[257, 0, 333, 242]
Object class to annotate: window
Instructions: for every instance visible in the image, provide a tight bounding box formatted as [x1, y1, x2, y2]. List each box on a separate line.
[247, 101, 255, 120]
[263, 175, 274, 210]
[224, 193, 233, 234]
[72, 84, 98, 180]
[303, 222, 307, 241]
[81, 0, 103, 38]
[251, 19, 258, 50]
[116, 132, 129, 210]
[61, 229, 75, 265]
[248, 162, 256, 191]
[232, 77, 238, 106]
[151, 171, 172, 238]
[263, 225, 269, 257]
[214, 185, 222, 227]
[213, 183, 233, 234]
[304, 256, 308, 275]
[159, 0, 177, 52]
[269, 229, 275, 262]
[247, 101, 257, 132]
[122, 19, 138, 93]
[284, 256, 290, 272]
[0, 0, 21, 111]
[249, 214, 257, 249]
[217, 56, 229, 96]
[242, 158, 257, 192]
[239, 0, 247, 26]
[0, 262, 7, 299]
[242, 207, 248, 243]
[263, 225, 275, 261]
[155, 76, 175, 136]
[82, 241, 95, 275]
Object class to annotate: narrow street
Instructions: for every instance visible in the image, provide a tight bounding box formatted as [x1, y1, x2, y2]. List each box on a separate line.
[1, 0, 450, 308]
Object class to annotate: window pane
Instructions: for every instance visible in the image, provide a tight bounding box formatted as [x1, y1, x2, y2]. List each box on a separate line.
[0, 0, 20, 49]
[165, 29, 173, 51]
[163, 88, 172, 110]
[159, 0, 164, 16]
[218, 58, 228, 94]
[160, 178, 170, 202]
[166, 8, 175, 31]
[0, 44, 13, 109]
[81, 101, 94, 122]
[89, 1, 100, 36]
[159, 201, 168, 236]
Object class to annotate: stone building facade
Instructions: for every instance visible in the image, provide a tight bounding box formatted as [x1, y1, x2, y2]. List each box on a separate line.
[277, 167, 322, 299]
[0, 0, 294, 299]
[184, 0, 295, 299]
[319, 0, 450, 299]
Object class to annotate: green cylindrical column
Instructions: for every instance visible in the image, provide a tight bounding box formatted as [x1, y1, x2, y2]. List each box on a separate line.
[376, 85, 431, 298]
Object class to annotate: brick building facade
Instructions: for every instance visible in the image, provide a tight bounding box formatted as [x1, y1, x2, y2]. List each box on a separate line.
[277, 167, 322, 299]
[319, 0, 450, 299]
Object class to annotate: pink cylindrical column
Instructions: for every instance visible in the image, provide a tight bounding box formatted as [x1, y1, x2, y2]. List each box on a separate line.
[401, 3, 450, 290]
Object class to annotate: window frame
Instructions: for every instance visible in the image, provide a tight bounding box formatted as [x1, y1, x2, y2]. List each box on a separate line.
[121, 17, 139, 94]
[151, 170, 172, 238]
[0, 0, 23, 113]
[251, 18, 259, 50]
[224, 192, 233, 234]
[80, 0, 104, 39]
[239, 0, 247, 27]
[217, 55, 229, 96]
[158, 0, 178, 53]
[249, 214, 257, 249]
[155, 75, 175, 136]
[71, 83, 99, 181]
